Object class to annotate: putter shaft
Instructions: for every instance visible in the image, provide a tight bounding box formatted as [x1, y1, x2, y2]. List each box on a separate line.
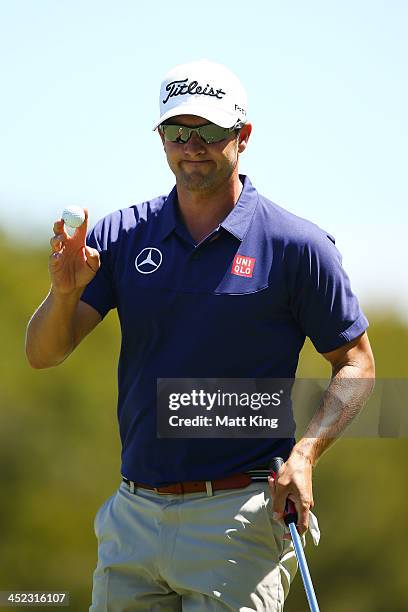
[269, 457, 320, 612]
[289, 522, 320, 612]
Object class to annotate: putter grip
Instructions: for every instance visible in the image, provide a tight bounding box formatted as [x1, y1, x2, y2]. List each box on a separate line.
[269, 456, 298, 527]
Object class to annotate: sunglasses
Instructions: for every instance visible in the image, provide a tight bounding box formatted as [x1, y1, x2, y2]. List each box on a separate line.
[159, 122, 242, 144]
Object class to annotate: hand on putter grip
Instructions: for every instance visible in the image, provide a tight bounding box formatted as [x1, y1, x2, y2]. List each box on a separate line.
[49, 208, 100, 294]
[269, 456, 314, 539]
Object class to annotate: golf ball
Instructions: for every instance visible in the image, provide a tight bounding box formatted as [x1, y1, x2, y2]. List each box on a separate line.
[62, 206, 85, 228]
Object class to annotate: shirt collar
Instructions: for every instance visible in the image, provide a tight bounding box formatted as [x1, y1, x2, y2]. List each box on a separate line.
[158, 175, 259, 242]
[157, 185, 178, 241]
[220, 175, 259, 241]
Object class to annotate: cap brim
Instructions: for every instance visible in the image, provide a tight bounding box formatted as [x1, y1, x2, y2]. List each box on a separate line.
[152, 102, 239, 130]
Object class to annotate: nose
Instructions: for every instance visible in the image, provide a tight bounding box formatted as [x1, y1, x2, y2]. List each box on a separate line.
[183, 130, 206, 156]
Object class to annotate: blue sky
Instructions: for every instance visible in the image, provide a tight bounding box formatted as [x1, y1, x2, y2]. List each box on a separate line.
[1, 1, 407, 318]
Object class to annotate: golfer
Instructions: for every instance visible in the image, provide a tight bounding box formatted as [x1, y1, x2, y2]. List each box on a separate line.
[26, 59, 375, 611]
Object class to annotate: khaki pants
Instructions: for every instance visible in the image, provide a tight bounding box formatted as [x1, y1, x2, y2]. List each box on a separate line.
[90, 481, 301, 611]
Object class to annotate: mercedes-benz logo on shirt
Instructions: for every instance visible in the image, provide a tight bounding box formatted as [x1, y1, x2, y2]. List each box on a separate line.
[135, 247, 163, 274]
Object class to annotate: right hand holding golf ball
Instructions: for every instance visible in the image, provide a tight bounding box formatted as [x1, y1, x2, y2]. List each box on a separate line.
[49, 207, 100, 295]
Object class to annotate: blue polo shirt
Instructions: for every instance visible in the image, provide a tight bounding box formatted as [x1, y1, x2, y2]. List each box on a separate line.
[81, 175, 368, 485]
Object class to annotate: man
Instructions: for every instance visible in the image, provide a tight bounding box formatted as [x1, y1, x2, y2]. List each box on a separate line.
[26, 59, 375, 611]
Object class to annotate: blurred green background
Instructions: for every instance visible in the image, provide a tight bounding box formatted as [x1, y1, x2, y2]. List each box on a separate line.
[1, 233, 407, 611]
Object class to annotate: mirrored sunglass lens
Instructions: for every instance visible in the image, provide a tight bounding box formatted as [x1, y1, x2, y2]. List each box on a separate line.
[176, 126, 192, 142]
[163, 125, 187, 142]
[199, 125, 229, 143]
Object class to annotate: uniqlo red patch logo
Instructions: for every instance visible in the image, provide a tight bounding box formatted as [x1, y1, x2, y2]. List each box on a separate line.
[231, 254, 256, 278]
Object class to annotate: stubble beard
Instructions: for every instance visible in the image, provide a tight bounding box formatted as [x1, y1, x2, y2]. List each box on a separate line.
[177, 155, 238, 194]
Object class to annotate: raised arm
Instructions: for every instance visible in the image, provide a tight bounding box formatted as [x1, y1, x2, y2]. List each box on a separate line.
[25, 209, 102, 369]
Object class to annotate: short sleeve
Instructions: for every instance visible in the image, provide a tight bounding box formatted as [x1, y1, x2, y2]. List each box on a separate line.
[80, 218, 118, 319]
[289, 231, 368, 353]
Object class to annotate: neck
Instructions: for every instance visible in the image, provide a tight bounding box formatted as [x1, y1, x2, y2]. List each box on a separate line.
[176, 172, 243, 243]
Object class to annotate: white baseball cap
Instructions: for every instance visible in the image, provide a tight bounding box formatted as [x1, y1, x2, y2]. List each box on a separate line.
[153, 59, 248, 130]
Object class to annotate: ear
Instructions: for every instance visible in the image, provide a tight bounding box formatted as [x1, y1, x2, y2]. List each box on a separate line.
[237, 122, 252, 154]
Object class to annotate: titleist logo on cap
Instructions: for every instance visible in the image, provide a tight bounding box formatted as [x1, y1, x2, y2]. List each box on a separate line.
[163, 78, 227, 105]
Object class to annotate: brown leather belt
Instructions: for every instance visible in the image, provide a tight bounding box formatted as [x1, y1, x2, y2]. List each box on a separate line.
[122, 472, 252, 495]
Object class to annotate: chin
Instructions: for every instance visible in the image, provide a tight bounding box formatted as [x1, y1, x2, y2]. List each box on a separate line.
[178, 171, 217, 192]
[182, 180, 214, 193]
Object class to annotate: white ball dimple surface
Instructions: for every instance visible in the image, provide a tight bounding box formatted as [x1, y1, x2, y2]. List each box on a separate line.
[62, 206, 85, 228]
